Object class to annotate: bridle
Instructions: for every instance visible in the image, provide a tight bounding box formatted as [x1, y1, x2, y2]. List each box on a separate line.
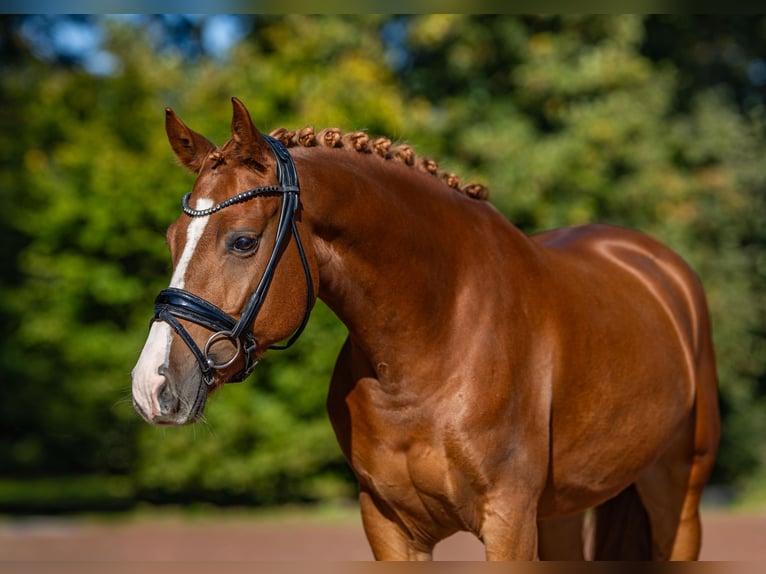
[152, 135, 313, 386]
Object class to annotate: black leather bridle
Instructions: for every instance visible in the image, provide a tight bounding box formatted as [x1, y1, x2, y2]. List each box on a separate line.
[152, 135, 313, 386]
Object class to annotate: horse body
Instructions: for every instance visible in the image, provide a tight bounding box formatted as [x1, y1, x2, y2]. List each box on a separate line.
[132, 99, 719, 560]
[304, 145, 716, 559]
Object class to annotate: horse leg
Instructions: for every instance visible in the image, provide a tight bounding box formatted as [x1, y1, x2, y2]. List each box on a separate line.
[537, 513, 586, 560]
[635, 343, 719, 563]
[480, 497, 539, 560]
[358, 490, 434, 560]
[635, 417, 716, 560]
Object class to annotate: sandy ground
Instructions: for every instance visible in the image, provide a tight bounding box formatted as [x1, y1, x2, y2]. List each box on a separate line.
[1, 507, 765, 564]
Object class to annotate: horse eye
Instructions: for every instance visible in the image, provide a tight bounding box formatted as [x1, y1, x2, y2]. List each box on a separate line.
[231, 235, 259, 254]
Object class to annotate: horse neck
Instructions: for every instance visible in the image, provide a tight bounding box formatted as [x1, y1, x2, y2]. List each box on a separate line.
[296, 147, 529, 369]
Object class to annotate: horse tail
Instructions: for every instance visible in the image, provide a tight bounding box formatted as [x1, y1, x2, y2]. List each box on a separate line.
[592, 484, 652, 560]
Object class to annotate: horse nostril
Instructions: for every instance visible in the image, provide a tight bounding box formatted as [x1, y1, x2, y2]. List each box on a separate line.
[157, 381, 177, 416]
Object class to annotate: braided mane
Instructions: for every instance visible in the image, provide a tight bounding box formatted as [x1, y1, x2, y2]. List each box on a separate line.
[269, 126, 489, 201]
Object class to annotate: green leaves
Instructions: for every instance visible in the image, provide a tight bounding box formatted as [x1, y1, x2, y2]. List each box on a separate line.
[2, 15, 765, 508]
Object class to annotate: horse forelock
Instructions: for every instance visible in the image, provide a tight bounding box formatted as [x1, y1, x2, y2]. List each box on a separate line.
[268, 126, 490, 201]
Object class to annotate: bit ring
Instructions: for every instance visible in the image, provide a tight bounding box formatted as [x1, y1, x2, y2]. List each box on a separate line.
[204, 331, 242, 370]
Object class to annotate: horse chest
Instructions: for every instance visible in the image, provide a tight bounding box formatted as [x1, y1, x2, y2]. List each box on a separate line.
[356, 438, 470, 534]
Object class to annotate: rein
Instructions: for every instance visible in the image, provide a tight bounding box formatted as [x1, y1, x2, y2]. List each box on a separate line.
[152, 135, 313, 386]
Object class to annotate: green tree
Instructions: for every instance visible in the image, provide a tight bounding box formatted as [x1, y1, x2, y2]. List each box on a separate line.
[1, 14, 764, 510]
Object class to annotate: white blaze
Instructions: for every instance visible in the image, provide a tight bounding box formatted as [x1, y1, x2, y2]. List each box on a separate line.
[131, 199, 214, 419]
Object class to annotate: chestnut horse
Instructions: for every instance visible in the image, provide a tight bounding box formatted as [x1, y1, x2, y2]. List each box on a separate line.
[132, 98, 720, 560]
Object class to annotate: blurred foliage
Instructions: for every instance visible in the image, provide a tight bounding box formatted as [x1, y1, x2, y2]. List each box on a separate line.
[1, 14, 765, 511]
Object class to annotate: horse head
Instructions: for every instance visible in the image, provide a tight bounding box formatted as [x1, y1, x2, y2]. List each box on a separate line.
[131, 98, 317, 425]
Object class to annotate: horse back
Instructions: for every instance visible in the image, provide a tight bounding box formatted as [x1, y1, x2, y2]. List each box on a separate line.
[533, 223, 708, 364]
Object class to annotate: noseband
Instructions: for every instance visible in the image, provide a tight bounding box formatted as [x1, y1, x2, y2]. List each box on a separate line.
[152, 135, 313, 386]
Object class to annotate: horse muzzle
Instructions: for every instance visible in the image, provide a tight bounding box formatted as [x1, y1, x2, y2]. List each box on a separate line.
[132, 374, 208, 426]
[131, 321, 210, 426]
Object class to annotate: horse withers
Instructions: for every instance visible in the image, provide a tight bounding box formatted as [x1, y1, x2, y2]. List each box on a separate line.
[132, 98, 720, 560]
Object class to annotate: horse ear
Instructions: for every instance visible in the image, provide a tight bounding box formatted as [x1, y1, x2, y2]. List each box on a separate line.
[230, 97, 270, 166]
[165, 108, 215, 173]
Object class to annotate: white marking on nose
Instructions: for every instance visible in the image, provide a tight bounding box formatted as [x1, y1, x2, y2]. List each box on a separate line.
[132, 198, 214, 420]
[132, 321, 172, 418]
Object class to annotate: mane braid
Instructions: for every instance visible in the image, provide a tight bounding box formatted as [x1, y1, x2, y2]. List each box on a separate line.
[269, 126, 489, 200]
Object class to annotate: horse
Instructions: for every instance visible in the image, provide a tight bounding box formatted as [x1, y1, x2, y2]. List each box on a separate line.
[131, 97, 720, 560]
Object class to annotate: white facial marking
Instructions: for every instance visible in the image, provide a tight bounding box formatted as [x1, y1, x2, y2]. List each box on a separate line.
[169, 200, 214, 289]
[131, 321, 172, 418]
[132, 198, 214, 420]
